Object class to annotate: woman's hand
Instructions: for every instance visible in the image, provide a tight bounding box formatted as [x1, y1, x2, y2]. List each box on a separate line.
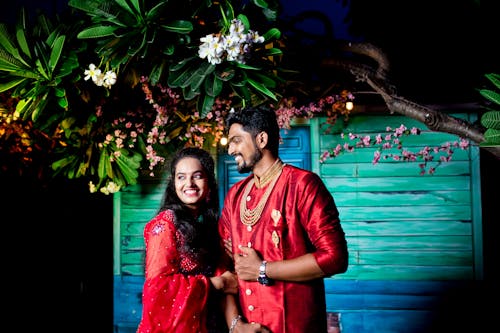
[220, 270, 238, 294]
[210, 270, 238, 294]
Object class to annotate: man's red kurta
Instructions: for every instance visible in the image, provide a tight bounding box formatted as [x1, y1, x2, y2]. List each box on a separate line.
[218, 164, 349, 333]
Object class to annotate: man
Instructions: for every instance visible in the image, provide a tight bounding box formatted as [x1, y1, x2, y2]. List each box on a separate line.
[218, 106, 349, 333]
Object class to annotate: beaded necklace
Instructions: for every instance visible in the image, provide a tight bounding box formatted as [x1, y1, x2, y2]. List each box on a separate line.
[240, 159, 284, 228]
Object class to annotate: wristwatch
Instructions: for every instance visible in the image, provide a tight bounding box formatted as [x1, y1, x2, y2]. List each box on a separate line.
[257, 260, 272, 286]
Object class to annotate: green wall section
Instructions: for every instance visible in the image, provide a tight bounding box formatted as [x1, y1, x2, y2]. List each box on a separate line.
[113, 113, 483, 332]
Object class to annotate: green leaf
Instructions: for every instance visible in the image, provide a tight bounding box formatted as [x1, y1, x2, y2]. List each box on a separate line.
[48, 35, 65, 73]
[236, 62, 261, 70]
[485, 73, 500, 90]
[481, 111, 500, 130]
[149, 62, 165, 86]
[168, 64, 196, 87]
[204, 73, 223, 97]
[482, 128, 500, 145]
[77, 26, 118, 39]
[252, 0, 270, 9]
[237, 14, 250, 31]
[262, 28, 281, 41]
[0, 77, 26, 92]
[247, 77, 277, 100]
[161, 20, 194, 34]
[479, 89, 500, 106]
[263, 47, 282, 56]
[0, 23, 30, 67]
[98, 149, 108, 179]
[115, 0, 141, 16]
[198, 94, 215, 118]
[15, 24, 31, 59]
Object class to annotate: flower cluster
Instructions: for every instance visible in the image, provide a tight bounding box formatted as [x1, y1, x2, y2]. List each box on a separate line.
[274, 90, 355, 130]
[198, 19, 265, 65]
[320, 124, 470, 175]
[84, 64, 117, 88]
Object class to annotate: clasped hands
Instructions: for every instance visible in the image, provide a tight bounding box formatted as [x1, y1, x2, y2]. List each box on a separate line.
[224, 238, 263, 282]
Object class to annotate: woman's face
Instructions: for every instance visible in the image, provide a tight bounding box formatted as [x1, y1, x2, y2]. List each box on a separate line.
[174, 157, 210, 209]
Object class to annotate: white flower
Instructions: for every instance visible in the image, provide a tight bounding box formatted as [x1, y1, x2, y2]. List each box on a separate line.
[103, 70, 117, 88]
[84, 64, 101, 81]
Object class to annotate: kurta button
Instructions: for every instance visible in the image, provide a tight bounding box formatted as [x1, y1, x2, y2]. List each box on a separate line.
[248, 305, 255, 311]
[245, 289, 252, 295]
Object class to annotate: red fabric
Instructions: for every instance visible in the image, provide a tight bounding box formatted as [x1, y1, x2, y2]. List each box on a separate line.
[218, 164, 348, 333]
[137, 210, 212, 333]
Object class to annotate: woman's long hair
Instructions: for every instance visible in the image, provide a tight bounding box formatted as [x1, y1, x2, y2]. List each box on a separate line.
[159, 147, 220, 275]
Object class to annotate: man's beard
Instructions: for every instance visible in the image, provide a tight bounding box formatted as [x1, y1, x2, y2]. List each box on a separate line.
[237, 148, 262, 174]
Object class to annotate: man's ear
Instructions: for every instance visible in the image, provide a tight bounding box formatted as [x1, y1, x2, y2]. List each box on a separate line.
[257, 132, 268, 148]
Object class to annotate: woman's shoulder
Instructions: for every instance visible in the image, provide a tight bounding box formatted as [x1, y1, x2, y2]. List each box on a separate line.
[144, 209, 175, 235]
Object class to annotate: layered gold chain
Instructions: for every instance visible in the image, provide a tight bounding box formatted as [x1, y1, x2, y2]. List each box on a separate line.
[240, 159, 284, 227]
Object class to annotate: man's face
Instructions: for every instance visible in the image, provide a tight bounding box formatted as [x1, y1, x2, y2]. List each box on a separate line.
[227, 123, 262, 173]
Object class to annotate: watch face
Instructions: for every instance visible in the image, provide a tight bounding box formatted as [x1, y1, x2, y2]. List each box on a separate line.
[258, 276, 272, 286]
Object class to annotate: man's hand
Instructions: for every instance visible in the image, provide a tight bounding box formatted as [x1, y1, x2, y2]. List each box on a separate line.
[234, 245, 263, 281]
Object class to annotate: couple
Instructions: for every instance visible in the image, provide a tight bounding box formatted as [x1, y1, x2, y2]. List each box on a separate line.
[136, 106, 349, 333]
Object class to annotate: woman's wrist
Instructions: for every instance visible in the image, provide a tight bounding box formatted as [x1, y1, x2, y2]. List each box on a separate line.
[228, 314, 242, 333]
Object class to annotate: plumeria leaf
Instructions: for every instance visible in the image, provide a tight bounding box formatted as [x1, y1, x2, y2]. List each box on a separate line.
[252, 0, 270, 9]
[77, 26, 118, 39]
[48, 35, 65, 73]
[114, 0, 141, 16]
[236, 62, 261, 70]
[247, 77, 277, 100]
[160, 20, 194, 34]
[237, 14, 251, 31]
[262, 28, 281, 41]
[204, 73, 223, 97]
[198, 94, 215, 118]
[15, 23, 31, 59]
[263, 47, 282, 56]
[0, 77, 27, 92]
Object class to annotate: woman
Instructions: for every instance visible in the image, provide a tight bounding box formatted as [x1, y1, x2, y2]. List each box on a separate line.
[137, 147, 237, 333]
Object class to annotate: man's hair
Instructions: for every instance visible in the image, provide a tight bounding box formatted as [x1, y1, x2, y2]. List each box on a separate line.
[226, 105, 280, 156]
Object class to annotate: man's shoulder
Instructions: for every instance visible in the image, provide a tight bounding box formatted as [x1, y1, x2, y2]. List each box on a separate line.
[283, 163, 318, 180]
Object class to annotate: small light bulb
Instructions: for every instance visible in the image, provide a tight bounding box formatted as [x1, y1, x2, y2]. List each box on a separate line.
[345, 101, 354, 111]
[220, 137, 228, 146]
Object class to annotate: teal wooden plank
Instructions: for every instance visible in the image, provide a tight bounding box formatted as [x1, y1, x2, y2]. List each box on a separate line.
[121, 234, 144, 248]
[320, 161, 471, 177]
[337, 264, 473, 280]
[121, 264, 145, 276]
[332, 190, 470, 206]
[337, 205, 471, 221]
[121, 251, 145, 265]
[114, 276, 143, 325]
[331, 310, 431, 333]
[349, 250, 473, 266]
[341, 221, 472, 236]
[119, 208, 158, 222]
[320, 130, 471, 148]
[121, 221, 147, 236]
[318, 113, 470, 134]
[346, 235, 472, 250]
[317, 146, 470, 163]
[121, 192, 164, 208]
[325, 176, 470, 192]
[324, 279, 475, 294]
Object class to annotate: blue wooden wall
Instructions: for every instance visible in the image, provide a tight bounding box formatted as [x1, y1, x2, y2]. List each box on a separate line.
[113, 113, 483, 333]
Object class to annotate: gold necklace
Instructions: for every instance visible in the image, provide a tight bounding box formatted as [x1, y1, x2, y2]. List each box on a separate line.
[254, 158, 284, 189]
[240, 160, 284, 227]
